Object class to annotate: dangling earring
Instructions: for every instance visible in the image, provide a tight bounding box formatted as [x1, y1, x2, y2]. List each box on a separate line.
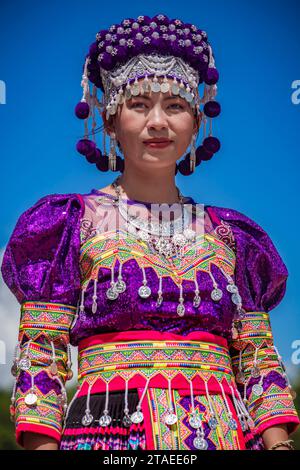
[190, 133, 197, 173]
[109, 132, 117, 171]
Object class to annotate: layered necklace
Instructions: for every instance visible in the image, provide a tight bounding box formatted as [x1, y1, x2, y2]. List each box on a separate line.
[111, 176, 197, 260]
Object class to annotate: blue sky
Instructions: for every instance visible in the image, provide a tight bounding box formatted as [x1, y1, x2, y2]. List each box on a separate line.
[0, 0, 299, 373]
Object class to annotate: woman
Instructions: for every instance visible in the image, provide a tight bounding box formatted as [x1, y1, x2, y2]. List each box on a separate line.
[1, 13, 299, 451]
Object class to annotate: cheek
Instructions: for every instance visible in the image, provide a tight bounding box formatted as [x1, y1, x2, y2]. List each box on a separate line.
[116, 111, 143, 148]
[173, 115, 195, 148]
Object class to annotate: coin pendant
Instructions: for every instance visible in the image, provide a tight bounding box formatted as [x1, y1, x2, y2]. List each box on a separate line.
[231, 293, 242, 305]
[193, 437, 208, 450]
[193, 295, 201, 308]
[189, 414, 202, 429]
[11, 362, 18, 377]
[226, 284, 238, 293]
[250, 366, 261, 378]
[236, 371, 246, 384]
[151, 82, 161, 93]
[106, 287, 119, 300]
[252, 384, 263, 396]
[211, 288, 223, 301]
[130, 411, 144, 424]
[49, 362, 58, 376]
[160, 82, 170, 93]
[177, 304, 185, 316]
[138, 285, 151, 298]
[122, 414, 132, 427]
[19, 357, 31, 371]
[99, 414, 112, 427]
[25, 392, 38, 406]
[164, 412, 178, 426]
[81, 412, 94, 426]
[115, 280, 127, 293]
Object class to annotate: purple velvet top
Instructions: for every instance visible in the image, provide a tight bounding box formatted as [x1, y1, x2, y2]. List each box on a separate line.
[1, 190, 288, 347]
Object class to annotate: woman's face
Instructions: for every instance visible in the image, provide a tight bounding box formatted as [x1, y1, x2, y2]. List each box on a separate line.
[105, 78, 200, 171]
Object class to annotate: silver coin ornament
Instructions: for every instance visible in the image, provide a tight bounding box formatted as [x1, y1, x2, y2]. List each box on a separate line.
[240, 418, 248, 432]
[193, 437, 208, 450]
[106, 287, 119, 300]
[151, 82, 161, 93]
[49, 362, 58, 376]
[11, 361, 18, 377]
[193, 295, 201, 308]
[164, 412, 178, 426]
[211, 288, 223, 301]
[156, 296, 163, 307]
[231, 293, 242, 305]
[130, 410, 144, 424]
[122, 414, 132, 428]
[19, 357, 31, 371]
[252, 383, 263, 396]
[189, 414, 202, 429]
[177, 304, 185, 317]
[236, 371, 246, 384]
[250, 366, 261, 378]
[138, 285, 151, 299]
[160, 82, 170, 93]
[99, 414, 112, 427]
[81, 412, 94, 426]
[115, 280, 127, 293]
[25, 392, 38, 406]
[226, 284, 238, 293]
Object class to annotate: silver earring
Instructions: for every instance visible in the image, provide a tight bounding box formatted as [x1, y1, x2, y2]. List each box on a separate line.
[109, 132, 117, 171]
[190, 133, 197, 172]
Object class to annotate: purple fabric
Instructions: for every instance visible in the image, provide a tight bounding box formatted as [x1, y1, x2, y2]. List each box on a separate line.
[211, 206, 288, 313]
[1, 192, 288, 347]
[0, 193, 83, 306]
[18, 370, 62, 395]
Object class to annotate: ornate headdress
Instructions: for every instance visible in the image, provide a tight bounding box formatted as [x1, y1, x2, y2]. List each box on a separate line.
[75, 14, 221, 176]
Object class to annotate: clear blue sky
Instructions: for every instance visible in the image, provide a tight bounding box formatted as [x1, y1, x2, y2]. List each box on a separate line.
[0, 0, 299, 369]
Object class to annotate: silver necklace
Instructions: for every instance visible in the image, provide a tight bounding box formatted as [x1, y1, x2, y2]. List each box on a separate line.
[111, 176, 196, 260]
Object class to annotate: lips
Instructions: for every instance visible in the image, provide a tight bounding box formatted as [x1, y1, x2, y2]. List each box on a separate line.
[143, 139, 173, 143]
[144, 138, 172, 149]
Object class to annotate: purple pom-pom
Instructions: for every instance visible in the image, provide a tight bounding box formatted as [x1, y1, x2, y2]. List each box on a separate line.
[196, 145, 214, 161]
[203, 67, 219, 85]
[203, 136, 221, 153]
[75, 102, 90, 119]
[203, 101, 221, 118]
[86, 148, 102, 163]
[76, 139, 96, 156]
[178, 157, 193, 175]
[96, 154, 109, 172]
[89, 42, 99, 58]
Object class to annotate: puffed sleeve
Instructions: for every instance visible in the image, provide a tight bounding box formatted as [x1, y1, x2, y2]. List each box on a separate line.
[1, 192, 84, 448]
[212, 206, 300, 439]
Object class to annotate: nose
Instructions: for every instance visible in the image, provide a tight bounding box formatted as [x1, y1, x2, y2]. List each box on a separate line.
[146, 104, 169, 132]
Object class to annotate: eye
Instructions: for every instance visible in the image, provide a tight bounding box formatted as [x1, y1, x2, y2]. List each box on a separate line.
[169, 103, 184, 110]
[130, 102, 147, 108]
